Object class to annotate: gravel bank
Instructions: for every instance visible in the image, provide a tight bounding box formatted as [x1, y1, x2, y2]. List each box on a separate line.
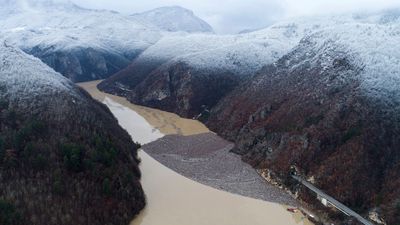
[143, 132, 299, 206]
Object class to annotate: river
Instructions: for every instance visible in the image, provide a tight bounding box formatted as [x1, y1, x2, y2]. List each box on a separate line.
[79, 81, 313, 225]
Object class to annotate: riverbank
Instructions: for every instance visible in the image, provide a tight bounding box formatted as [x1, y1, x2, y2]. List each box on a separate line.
[79, 80, 313, 225]
[142, 133, 299, 206]
[79, 81, 209, 136]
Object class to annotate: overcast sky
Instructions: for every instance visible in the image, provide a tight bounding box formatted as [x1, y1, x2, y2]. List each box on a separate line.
[71, 0, 400, 33]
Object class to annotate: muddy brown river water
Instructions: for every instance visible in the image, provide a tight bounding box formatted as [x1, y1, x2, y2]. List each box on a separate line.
[79, 81, 313, 225]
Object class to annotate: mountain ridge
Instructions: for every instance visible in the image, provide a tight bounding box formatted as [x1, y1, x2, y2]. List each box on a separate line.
[0, 3, 213, 82]
[206, 21, 400, 225]
[98, 11, 400, 224]
[98, 13, 356, 117]
[0, 41, 146, 225]
[131, 6, 213, 33]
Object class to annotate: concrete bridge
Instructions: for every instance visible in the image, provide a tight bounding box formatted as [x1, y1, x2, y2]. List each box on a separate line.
[292, 175, 374, 225]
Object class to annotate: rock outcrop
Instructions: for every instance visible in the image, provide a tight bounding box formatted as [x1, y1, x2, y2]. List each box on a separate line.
[126, 62, 240, 117]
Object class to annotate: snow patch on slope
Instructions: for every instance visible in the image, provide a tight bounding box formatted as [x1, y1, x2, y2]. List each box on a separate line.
[132, 15, 344, 76]
[280, 19, 400, 106]
[171, 36, 289, 75]
[0, 0, 162, 54]
[139, 10, 400, 78]
[0, 41, 75, 100]
[324, 23, 400, 103]
[131, 6, 213, 33]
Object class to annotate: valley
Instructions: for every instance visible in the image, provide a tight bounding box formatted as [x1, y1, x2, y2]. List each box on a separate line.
[79, 81, 314, 225]
[1, 1, 399, 224]
[96, 10, 400, 225]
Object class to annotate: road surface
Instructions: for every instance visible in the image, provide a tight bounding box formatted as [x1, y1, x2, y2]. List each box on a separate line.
[292, 175, 374, 225]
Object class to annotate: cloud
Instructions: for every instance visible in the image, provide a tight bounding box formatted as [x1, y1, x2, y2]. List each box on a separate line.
[281, 0, 400, 18]
[71, 0, 400, 33]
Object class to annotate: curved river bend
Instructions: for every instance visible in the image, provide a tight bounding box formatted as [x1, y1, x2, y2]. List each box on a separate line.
[79, 81, 313, 225]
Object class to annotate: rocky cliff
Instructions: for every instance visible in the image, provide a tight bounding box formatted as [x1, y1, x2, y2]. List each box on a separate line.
[24, 45, 140, 82]
[126, 62, 240, 117]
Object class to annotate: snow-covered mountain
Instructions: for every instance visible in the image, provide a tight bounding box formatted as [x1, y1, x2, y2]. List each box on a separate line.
[97, 29, 299, 116]
[97, 13, 356, 116]
[0, 40, 145, 225]
[0, 0, 160, 81]
[98, 12, 400, 223]
[0, 0, 213, 82]
[100, 10, 400, 118]
[207, 12, 400, 225]
[0, 41, 74, 97]
[131, 6, 213, 33]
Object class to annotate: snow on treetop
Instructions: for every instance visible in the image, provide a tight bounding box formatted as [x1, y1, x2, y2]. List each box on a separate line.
[133, 10, 400, 81]
[131, 14, 345, 76]
[278, 19, 400, 106]
[318, 23, 400, 103]
[0, 2, 214, 55]
[0, 41, 76, 101]
[0, 2, 162, 53]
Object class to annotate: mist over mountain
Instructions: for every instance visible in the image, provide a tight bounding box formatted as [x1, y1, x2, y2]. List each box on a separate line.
[131, 6, 214, 33]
